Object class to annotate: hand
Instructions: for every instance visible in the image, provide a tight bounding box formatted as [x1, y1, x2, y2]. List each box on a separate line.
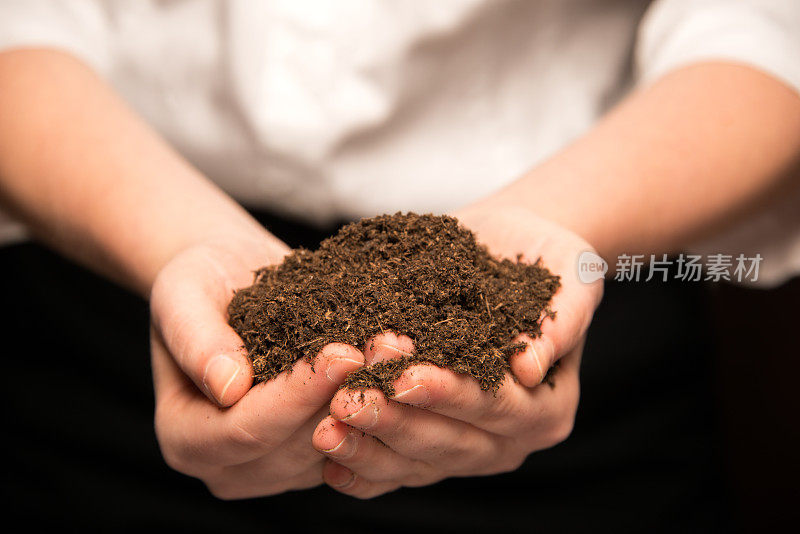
[311, 203, 603, 498]
[150, 235, 366, 499]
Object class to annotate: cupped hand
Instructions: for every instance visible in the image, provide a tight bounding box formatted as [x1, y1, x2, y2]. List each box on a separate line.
[311, 203, 603, 498]
[150, 235, 366, 499]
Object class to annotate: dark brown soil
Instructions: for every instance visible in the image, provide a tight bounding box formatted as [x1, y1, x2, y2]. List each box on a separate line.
[228, 213, 561, 395]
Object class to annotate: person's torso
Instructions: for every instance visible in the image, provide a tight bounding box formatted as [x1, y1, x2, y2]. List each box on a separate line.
[107, 0, 650, 223]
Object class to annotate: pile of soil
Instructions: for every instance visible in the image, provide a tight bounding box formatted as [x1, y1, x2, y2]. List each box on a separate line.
[228, 213, 561, 395]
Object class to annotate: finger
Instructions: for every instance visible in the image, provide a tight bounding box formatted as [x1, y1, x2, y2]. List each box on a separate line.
[313, 416, 441, 483]
[386, 361, 579, 438]
[153, 334, 364, 467]
[150, 254, 253, 406]
[207, 462, 324, 500]
[509, 247, 602, 387]
[229, 342, 365, 447]
[223, 405, 330, 483]
[322, 461, 400, 499]
[508, 284, 599, 386]
[508, 333, 555, 388]
[328, 388, 505, 472]
[153, 331, 256, 473]
[363, 331, 415, 364]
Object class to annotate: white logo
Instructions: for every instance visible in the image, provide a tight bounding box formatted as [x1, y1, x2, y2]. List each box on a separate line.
[577, 251, 607, 283]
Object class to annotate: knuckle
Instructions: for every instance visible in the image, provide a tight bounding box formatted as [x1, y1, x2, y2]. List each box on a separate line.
[371, 407, 406, 442]
[205, 481, 245, 501]
[348, 483, 394, 500]
[445, 439, 474, 462]
[281, 444, 323, 474]
[205, 479, 282, 501]
[444, 433, 515, 476]
[157, 435, 211, 475]
[496, 452, 527, 474]
[348, 490, 377, 500]
[159, 444, 191, 474]
[402, 469, 441, 488]
[451, 447, 496, 475]
[424, 368, 456, 399]
[427, 438, 475, 470]
[154, 412, 192, 474]
[434, 384, 464, 410]
[480, 391, 516, 425]
[544, 388, 579, 447]
[547, 418, 575, 446]
[400, 438, 447, 462]
[415, 374, 470, 414]
[154, 405, 221, 471]
[156, 430, 222, 478]
[350, 493, 377, 500]
[228, 419, 275, 452]
[460, 441, 525, 476]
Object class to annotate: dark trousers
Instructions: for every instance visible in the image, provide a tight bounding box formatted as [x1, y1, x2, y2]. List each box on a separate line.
[4, 210, 730, 532]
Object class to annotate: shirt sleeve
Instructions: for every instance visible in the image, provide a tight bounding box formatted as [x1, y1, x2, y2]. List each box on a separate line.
[635, 0, 800, 287]
[0, 0, 111, 74]
[636, 0, 800, 94]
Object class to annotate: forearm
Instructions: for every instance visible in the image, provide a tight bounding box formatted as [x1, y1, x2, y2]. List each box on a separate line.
[492, 62, 800, 260]
[0, 49, 271, 296]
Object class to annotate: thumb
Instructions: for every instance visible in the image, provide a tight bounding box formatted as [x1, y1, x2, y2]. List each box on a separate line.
[151, 259, 253, 407]
[510, 253, 603, 387]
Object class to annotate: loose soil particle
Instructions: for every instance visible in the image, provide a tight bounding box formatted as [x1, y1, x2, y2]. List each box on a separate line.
[228, 213, 561, 396]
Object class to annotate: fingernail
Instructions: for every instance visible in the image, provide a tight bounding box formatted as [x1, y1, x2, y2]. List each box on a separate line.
[322, 432, 358, 460]
[530, 337, 554, 383]
[372, 343, 413, 363]
[330, 471, 357, 489]
[342, 401, 379, 429]
[326, 357, 362, 383]
[391, 384, 429, 405]
[203, 355, 240, 404]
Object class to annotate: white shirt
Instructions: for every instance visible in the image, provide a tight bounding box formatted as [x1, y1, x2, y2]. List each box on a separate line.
[1, 0, 799, 285]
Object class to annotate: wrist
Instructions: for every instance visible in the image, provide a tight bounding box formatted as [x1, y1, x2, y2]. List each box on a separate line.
[460, 177, 602, 253]
[140, 220, 286, 299]
[476, 158, 629, 261]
